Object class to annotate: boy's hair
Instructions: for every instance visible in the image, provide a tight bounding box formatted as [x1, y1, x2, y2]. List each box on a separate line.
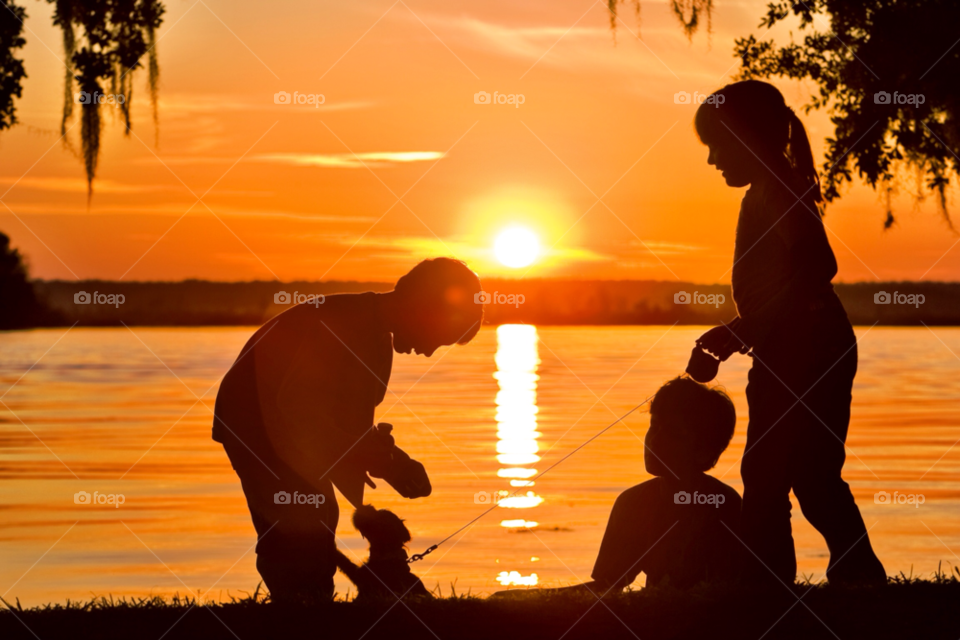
[394, 257, 483, 344]
[650, 376, 736, 471]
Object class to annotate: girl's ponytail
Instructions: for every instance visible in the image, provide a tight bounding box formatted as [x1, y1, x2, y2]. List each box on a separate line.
[786, 109, 824, 211]
[696, 80, 825, 216]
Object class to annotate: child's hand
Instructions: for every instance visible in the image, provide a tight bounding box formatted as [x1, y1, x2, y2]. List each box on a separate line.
[384, 455, 432, 499]
[372, 422, 395, 448]
[361, 423, 396, 478]
[697, 322, 747, 361]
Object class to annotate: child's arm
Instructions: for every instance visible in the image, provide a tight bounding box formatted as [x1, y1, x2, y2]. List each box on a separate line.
[496, 486, 653, 600]
[333, 548, 365, 587]
[590, 487, 650, 592]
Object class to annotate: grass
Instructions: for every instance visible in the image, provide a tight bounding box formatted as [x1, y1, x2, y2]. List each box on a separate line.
[3, 572, 960, 640]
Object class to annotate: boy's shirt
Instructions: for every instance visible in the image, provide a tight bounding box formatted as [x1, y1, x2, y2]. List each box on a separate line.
[213, 292, 393, 508]
[591, 474, 742, 589]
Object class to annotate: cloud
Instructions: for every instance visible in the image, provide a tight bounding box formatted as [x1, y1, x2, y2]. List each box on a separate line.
[131, 151, 443, 168]
[0, 176, 174, 194]
[348, 235, 609, 267]
[248, 151, 445, 168]
[627, 240, 705, 255]
[406, 11, 739, 87]
[430, 15, 608, 60]
[157, 95, 375, 116]
[2, 200, 373, 222]
[130, 156, 240, 166]
[223, 210, 377, 222]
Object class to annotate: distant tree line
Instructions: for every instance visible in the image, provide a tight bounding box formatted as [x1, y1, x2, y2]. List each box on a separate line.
[28, 276, 960, 327]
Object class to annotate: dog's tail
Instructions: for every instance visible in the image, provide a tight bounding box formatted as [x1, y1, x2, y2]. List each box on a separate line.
[334, 548, 365, 587]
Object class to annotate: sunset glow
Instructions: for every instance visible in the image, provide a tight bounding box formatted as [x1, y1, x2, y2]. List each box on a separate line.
[2, 0, 959, 622]
[0, 1, 955, 283]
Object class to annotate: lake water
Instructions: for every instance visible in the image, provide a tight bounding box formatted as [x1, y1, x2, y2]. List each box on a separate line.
[2, 325, 959, 605]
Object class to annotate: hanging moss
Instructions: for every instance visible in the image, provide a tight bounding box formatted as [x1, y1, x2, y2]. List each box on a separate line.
[670, 0, 712, 39]
[2, 1, 165, 196]
[52, 0, 76, 136]
[143, 1, 161, 144]
[70, 1, 166, 195]
[607, 0, 711, 39]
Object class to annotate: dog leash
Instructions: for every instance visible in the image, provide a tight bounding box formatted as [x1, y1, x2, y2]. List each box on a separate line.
[408, 395, 654, 564]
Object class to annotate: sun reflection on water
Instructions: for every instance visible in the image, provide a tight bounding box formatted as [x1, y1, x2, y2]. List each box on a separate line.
[496, 571, 539, 587]
[494, 324, 541, 587]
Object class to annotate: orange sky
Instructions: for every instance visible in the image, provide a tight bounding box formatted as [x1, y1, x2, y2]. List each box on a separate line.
[1, 0, 958, 283]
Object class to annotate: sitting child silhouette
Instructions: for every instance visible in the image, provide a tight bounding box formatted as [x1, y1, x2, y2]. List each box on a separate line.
[586, 377, 742, 593]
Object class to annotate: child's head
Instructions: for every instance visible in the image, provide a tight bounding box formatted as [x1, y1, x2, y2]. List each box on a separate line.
[644, 376, 736, 478]
[694, 80, 821, 210]
[390, 257, 483, 356]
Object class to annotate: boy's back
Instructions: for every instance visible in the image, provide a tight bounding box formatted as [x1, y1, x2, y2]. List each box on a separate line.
[591, 474, 742, 589]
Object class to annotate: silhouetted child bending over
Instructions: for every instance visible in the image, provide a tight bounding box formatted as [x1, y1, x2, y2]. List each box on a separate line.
[586, 377, 742, 593]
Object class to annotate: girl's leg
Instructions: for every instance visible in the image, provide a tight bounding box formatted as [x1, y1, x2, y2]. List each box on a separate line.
[741, 356, 800, 585]
[790, 326, 886, 584]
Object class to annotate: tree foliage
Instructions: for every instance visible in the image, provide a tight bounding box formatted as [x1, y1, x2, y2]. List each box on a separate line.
[0, 0, 164, 196]
[0, 231, 55, 329]
[0, 1, 27, 131]
[734, 0, 960, 228]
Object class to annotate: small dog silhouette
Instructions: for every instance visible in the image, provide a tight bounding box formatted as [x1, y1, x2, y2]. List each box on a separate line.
[335, 504, 432, 601]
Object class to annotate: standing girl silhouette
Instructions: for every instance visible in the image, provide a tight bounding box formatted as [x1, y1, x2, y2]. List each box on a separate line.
[693, 80, 886, 585]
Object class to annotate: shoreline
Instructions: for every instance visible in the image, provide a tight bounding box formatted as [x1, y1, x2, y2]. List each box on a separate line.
[3, 577, 959, 639]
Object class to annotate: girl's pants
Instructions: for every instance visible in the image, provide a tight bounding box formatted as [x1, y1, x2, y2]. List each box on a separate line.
[740, 295, 886, 585]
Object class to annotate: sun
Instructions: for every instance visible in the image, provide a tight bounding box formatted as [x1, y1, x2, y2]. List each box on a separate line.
[494, 227, 540, 268]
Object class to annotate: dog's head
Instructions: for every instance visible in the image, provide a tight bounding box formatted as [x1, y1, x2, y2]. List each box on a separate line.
[353, 504, 412, 549]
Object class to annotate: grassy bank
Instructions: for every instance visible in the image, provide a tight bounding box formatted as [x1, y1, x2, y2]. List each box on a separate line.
[3, 575, 960, 640]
